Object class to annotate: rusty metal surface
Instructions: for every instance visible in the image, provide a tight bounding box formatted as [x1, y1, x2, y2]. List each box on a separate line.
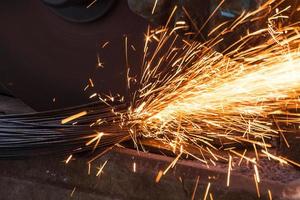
[0, 94, 299, 199]
[0, 147, 276, 200]
[0, 145, 298, 199]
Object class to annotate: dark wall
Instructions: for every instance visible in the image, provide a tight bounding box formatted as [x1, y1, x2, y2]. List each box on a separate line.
[0, 0, 147, 111]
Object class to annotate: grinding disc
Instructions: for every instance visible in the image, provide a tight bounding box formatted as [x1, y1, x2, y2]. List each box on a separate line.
[42, 0, 116, 23]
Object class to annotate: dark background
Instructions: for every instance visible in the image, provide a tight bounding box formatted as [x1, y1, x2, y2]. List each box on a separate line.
[0, 0, 147, 111]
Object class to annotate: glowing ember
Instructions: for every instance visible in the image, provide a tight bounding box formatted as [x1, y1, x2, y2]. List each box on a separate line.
[61, 111, 88, 124]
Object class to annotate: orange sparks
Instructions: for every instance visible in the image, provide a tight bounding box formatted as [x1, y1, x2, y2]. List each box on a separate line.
[191, 176, 200, 200]
[97, 54, 104, 68]
[279, 156, 300, 168]
[86, 132, 104, 147]
[261, 150, 288, 165]
[61, 111, 87, 124]
[70, 186, 76, 197]
[253, 174, 260, 198]
[199, 0, 225, 32]
[58, 2, 300, 199]
[151, 0, 158, 14]
[88, 163, 91, 175]
[253, 144, 259, 161]
[84, 84, 89, 91]
[155, 170, 163, 183]
[163, 152, 182, 175]
[253, 164, 260, 183]
[132, 2, 300, 173]
[206, 147, 218, 161]
[89, 93, 97, 99]
[86, 0, 97, 8]
[133, 162, 136, 173]
[101, 41, 110, 48]
[65, 154, 73, 164]
[88, 78, 94, 87]
[203, 182, 211, 200]
[268, 189, 273, 200]
[230, 149, 256, 165]
[96, 160, 108, 176]
[131, 45, 136, 51]
[237, 149, 248, 166]
[226, 155, 232, 187]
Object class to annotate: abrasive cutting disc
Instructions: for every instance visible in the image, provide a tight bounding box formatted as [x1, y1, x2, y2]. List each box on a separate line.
[42, 0, 116, 23]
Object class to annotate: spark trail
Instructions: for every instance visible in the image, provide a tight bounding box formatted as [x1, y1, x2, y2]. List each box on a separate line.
[128, 0, 300, 166]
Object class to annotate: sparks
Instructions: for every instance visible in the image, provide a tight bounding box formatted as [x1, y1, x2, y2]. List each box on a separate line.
[226, 155, 232, 187]
[254, 174, 261, 198]
[65, 154, 73, 164]
[96, 160, 108, 176]
[155, 170, 163, 183]
[61, 111, 87, 124]
[133, 162, 136, 173]
[203, 182, 211, 200]
[129, 0, 300, 172]
[70, 186, 76, 197]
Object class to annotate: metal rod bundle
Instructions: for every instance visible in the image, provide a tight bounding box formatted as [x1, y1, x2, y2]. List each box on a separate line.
[0, 102, 130, 158]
